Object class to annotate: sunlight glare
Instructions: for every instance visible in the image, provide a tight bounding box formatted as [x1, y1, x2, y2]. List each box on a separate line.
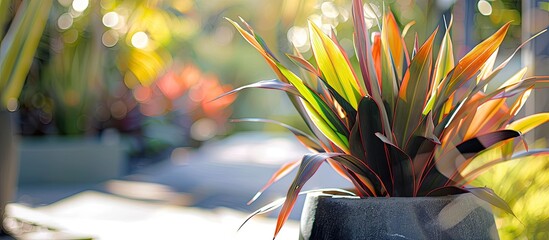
[72, 0, 89, 12]
[287, 26, 308, 48]
[321, 2, 339, 19]
[102, 12, 119, 28]
[131, 31, 149, 49]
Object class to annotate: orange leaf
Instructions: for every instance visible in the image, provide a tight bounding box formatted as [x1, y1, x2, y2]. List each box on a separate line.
[441, 23, 510, 100]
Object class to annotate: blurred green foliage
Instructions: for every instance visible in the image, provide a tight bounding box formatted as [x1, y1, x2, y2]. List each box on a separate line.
[0, 1, 52, 111]
[473, 140, 549, 239]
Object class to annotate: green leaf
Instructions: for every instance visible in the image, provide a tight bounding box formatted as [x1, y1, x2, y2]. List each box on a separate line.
[410, 137, 442, 196]
[349, 97, 393, 195]
[390, 145, 416, 196]
[417, 167, 453, 196]
[328, 154, 389, 196]
[276, 65, 350, 150]
[378, 17, 399, 117]
[229, 18, 351, 152]
[424, 16, 454, 115]
[287, 53, 354, 129]
[324, 83, 357, 129]
[393, 29, 437, 148]
[301, 100, 350, 153]
[0, 0, 52, 108]
[477, 49, 499, 84]
[0, 0, 10, 40]
[375, 132, 415, 196]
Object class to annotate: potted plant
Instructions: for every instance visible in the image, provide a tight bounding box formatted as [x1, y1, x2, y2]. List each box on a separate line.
[0, 0, 52, 235]
[218, 0, 549, 239]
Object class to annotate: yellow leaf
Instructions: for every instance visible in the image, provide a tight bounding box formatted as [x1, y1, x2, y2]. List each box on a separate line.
[302, 99, 350, 153]
[477, 48, 498, 84]
[499, 67, 528, 90]
[507, 113, 549, 134]
[308, 21, 362, 109]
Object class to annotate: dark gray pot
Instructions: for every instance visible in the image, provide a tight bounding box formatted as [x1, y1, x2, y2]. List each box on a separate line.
[300, 192, 499, 240]
[0, 111, 19, 235]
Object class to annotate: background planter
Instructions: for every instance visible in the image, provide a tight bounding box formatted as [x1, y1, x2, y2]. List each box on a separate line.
[300, 192, 499, 240]
[18, 136, 125, 185]
[0, 111, 19, 235]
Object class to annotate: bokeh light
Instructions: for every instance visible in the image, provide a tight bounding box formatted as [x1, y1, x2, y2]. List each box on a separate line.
[131, 31, 149, 49]
[190, 118, 217, 141]
[6, 98, 18, 112]
[287, 26, 308, 48]
[321, 2, 339, 19]
[102, 12, 119, 28]
[110, 101, 128, 119]
[338, 6, 350, 22]
[478, 0, 493, 16]
[213, 26, 234, 45]
[57, 13, 73, 30]
[62, 28, 79, 43]
[72, 0, 89, 13]
[102, 29, 119, 47]
[133, 86, 153, 103]
[309, 14, 322, 28]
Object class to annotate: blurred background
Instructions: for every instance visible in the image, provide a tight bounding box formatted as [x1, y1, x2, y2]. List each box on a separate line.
[1, 0, 548, 239]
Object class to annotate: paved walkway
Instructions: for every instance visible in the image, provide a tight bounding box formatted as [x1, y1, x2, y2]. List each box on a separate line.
[8, 132, 352, 239]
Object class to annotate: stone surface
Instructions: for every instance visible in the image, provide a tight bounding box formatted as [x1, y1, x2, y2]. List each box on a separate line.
[300, 192, 499, 240]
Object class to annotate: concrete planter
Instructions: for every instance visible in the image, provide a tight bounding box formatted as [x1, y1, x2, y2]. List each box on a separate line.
[300, 192, 499, 240]
[0, 111, 19, 235]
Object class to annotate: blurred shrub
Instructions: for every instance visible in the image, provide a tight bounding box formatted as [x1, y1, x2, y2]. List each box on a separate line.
[473, 139, 549, 239]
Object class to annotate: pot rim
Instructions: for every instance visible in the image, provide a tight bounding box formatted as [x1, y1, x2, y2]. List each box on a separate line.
[309, 191, 478, 201]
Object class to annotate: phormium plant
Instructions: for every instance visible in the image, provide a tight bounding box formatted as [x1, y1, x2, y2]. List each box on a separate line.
[217, 0, 549, 238]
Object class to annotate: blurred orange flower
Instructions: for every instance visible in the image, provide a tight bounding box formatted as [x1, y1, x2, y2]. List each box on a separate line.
[135, 63, 236, 125]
